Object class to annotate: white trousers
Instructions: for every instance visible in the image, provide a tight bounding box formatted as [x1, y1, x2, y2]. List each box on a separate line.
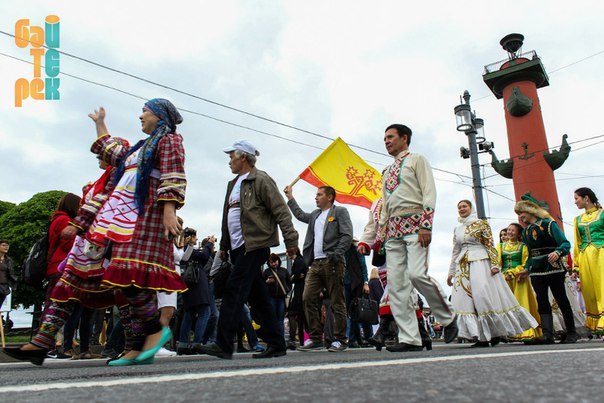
[385, 235, 455, 345]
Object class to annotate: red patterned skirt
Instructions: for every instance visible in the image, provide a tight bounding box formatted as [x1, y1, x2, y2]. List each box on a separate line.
[51, 270, 129, 308]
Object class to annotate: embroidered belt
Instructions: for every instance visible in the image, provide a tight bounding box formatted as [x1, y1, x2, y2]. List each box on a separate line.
[389, 207, 423, 219]
[530, 247, 556, 257]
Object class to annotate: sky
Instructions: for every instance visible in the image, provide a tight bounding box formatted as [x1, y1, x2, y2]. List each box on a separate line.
[1, 0, 603, 304]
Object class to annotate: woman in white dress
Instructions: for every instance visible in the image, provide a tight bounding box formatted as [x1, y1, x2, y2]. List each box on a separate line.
[446, 200, 538, 347]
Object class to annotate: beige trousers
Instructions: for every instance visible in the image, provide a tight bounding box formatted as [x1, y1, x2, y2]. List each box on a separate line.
[385, 235, 455, 345]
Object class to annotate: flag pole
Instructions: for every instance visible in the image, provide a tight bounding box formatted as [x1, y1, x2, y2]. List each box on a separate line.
[289, 176, 301, 188]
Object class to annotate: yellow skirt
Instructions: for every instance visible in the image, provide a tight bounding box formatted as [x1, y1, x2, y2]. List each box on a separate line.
[506, 276, 543, 341]
[578, 245, 604, 334]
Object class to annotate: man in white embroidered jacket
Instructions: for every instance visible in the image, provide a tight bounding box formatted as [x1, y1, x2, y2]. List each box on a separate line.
[358, 124, 458, 352]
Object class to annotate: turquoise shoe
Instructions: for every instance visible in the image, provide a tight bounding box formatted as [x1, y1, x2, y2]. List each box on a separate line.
[134, 326, 172, 363]
[108, 355, 154, 366]
[108, 357, 136, 366]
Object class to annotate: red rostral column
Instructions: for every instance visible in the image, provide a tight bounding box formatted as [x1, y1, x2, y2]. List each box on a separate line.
[483, 33, 569, 229]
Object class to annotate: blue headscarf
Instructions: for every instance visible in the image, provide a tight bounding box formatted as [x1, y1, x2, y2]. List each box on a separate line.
[114, 98, 183, 213]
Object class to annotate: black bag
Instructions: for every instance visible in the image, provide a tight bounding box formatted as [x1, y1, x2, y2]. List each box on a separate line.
[212, 260, 233, 299]
[371, 251, 386, 267]
[350, 295, 379, 325]
[22, 227, 59, 287]
[180, 260, 201, 286]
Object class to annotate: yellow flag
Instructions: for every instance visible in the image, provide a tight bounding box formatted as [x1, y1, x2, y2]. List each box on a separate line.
[299, 137, 381, 209]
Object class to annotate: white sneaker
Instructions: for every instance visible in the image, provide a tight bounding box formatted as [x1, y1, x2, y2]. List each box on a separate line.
[156, 347, 177, 357]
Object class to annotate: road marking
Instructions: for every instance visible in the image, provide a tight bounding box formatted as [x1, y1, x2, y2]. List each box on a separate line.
[0, 348, 602, 393]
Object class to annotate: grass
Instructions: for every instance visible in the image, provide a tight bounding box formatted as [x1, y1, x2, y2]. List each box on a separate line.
[2, 335, 31, 343]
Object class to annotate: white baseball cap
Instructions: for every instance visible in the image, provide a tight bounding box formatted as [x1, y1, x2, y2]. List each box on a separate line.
[223, 139, 259, 156]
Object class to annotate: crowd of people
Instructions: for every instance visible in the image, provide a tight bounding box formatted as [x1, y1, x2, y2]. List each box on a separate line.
[1, 104, 602, 366]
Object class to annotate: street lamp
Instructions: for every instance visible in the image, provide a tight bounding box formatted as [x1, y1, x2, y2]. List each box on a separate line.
[453, 90, 493, 219]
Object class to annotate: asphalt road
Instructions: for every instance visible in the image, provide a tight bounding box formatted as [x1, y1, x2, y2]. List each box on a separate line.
[1, 341, 603, 402]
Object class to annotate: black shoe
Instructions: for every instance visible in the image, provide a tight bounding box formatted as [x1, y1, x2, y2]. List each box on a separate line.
[285, 341, 296, 351]
[368, 333, 385, 351]
[348, 342, 360, 349]
[3, 346, 48, 366]
[236, 346, 250, 353]
[197, 343, 233, 360]
[471, 341, 490, 348]
[252, 346, 286, 359]
[561, 332, 579, 344]
[386, 342, 423, 352]
[422, 338, 433, 351]
[177, 347, 192, 356]
[490, 337, 501, 347]
[444, 316, 459, 344]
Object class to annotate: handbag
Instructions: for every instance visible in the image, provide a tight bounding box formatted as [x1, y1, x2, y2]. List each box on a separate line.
[350, 295, 379, 325]
[181, 260, 200, 286]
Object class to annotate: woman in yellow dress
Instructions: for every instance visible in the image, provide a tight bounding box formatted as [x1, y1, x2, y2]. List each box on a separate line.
[497, 223, 542, 342]
[573, 187, 604, 335]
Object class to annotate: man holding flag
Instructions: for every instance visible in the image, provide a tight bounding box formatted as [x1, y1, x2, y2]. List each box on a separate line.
[284, 185, 353, 352]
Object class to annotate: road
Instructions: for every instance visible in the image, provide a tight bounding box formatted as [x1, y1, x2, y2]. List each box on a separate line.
[1, 341, 603, 402]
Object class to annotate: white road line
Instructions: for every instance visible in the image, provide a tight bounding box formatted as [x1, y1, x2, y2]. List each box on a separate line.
[0, 348, 602, 393]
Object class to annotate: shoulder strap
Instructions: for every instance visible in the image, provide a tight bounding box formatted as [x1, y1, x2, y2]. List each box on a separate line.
[270, 267, 288, 295]
[47, 218, 61, 260]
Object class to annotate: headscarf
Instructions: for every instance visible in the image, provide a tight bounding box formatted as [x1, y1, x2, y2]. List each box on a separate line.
[114, 98, 183, 212]
[458, 201, 480, 226]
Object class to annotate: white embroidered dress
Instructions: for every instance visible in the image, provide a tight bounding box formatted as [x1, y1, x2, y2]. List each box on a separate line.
[449, 217, 538, 341]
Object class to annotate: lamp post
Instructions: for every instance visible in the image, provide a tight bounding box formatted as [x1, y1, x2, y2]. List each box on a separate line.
[454, 90, 494, 219]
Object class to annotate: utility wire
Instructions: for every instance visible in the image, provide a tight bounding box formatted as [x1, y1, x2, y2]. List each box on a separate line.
[2, 29, 449, 166]
[1, 32, 473, 180]
[1, 50, 473, 185]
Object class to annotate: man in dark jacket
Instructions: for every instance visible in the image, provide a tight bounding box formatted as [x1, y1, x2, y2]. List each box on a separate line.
[284, 185, 353, 352]
[199, 140, 300, 360]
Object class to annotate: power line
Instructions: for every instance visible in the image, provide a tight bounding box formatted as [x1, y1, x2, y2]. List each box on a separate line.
[1, 31, 474, 180]
[1, 50, 473, 185]
[478, 135, 604, 173]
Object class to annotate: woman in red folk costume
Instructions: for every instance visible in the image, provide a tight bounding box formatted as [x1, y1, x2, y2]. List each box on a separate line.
[88, 99, 187, 366]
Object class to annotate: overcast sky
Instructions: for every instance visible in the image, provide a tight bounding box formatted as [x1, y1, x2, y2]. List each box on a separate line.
[1, 1, 603, 291]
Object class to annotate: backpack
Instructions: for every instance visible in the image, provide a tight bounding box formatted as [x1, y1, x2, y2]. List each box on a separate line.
[22, 227, 59, 287]
[180, 259, 201, 287]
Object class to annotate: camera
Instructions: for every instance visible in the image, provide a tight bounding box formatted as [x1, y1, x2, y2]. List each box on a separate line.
[184, 228, 197, 238]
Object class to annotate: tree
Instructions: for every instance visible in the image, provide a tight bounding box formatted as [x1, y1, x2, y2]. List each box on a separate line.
[0, 200, 16, 219]
[0, 190, 66, 309]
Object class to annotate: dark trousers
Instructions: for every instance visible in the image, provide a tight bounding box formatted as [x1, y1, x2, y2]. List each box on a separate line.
[531, 272, 575, 326]
[303, 259, 347, 344]
[216, 246, 284, 354]
[345, 284, 373, 344]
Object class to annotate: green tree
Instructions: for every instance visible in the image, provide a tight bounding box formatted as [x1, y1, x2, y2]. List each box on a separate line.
[0, 200, 16, 219]
[0, 190, 66, 309]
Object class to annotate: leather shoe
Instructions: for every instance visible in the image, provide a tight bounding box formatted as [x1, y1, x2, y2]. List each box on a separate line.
[252, 346, 286, 359]
[197, 343, 233, 360]
[472, 341, 490, 348]
[368, 333, 385, 351]
[444, 316, 459, 344]
[386, 342, 423, 352]
[490, 337, 501, 347]
[3, 346, 48, 366]
[561, 332, 579, 344]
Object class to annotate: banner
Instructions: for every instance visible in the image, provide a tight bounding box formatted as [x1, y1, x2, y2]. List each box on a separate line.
[299, 137, 381, 209]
